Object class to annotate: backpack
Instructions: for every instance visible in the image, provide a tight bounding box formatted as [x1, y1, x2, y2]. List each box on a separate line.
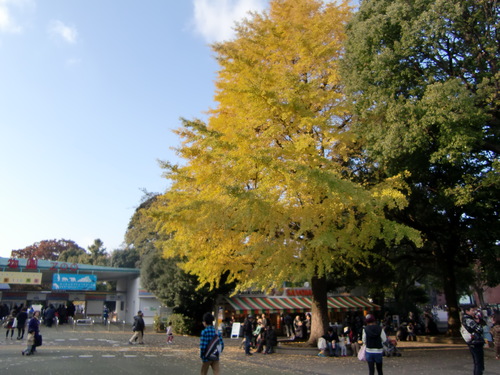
[460, 325, 473, 343]
[205, 333, 222, 361]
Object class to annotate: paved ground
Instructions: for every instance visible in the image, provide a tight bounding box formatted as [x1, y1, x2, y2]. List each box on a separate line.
[1, 324, 499, 374]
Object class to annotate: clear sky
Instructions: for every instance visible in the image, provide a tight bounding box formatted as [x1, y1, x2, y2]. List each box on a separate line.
[0, 0, 270, 257]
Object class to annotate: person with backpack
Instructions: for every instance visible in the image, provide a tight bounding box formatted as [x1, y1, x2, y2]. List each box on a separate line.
[200, 312, 224, 375]
[462, 306, 485, 375]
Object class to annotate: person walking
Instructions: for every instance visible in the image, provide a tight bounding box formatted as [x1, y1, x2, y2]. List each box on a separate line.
[128, 310, 145, 345]
[200, 312, 224, 375]
[16, 307, 28, 340]
[362, 314, 386, 375]
[102, 306, 109, 325]
[22, 311, 41, 356]
[166, 321, 174, 344]
[462, 306, 485, 375]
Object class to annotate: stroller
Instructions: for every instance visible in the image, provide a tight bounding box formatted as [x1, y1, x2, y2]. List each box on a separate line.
[383, 338, 402, 357]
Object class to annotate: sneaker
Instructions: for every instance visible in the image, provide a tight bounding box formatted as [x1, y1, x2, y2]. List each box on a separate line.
[128, 341, 133, 345]
[318, 353, 326, 357]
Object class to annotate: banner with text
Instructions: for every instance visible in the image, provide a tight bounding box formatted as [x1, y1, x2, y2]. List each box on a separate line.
[52, 274, 97, 291]
[0, 272, 42, 285]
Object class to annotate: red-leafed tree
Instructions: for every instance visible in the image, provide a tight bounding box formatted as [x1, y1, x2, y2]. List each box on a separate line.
[11, 239, 85, 261]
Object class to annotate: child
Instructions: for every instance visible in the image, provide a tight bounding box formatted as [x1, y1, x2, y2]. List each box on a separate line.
[338, 333, 347, 357]
[166, 322, 174, 344]
[317, 336, 327, 357]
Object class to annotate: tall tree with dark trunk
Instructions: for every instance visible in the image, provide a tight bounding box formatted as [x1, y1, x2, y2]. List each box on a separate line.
[343, 0, 500, 334]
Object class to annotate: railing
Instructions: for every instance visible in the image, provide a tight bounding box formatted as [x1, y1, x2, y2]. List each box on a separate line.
[70, 316, 127, 331]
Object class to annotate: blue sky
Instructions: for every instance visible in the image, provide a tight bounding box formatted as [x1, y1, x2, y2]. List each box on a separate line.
[0, 0, 270, 257]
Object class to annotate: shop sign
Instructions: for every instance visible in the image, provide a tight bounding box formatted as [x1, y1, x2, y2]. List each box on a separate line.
[0, 271, 42, 285]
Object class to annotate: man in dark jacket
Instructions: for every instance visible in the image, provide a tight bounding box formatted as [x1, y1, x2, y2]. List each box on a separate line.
[128, 310, 145, 345]
[323, 327, 340, 357]
[44, 305, 56, 327]
[264, 325, 277, 354]
[462, 306, 485, 375]
[16, 307, 29, 340]
[242, 315, 254, 356]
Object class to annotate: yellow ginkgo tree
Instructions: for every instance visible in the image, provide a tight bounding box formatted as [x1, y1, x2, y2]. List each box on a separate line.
[152, 0, 421, 343]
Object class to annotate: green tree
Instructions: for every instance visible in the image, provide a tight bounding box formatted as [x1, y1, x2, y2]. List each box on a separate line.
[343, 0, 500, 333]
[58, 247, 89, 264]
[125, 193, 163, 257]
[140, 249, 229, 324]
[152, 0, 420, 344]
[87, 239, 108, 266]
[109, 248, 140, 268]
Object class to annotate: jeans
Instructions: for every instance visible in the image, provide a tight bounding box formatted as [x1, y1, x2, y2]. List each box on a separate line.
[326, 342, 334, 356]
[244, 335, 252, 354]
[365, 352, 383, 375]
[468, 343, 484, 375]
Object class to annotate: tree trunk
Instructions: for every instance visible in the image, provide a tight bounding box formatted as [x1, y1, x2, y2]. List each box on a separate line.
[440, 245, 460, 336]
[308, 274, 329, 346]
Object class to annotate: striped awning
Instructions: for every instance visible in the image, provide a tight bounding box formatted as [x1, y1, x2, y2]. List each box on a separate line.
[225, 295, 379, 314]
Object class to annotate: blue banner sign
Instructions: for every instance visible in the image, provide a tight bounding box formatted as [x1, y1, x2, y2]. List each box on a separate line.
[52, 273, 97, 291]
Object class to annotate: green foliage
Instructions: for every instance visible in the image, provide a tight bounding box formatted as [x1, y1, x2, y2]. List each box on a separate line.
[87, 239, 109, 266]
[167, 313, 194, 336]
[153, 314, 165, 332]
[125, 193, 164, 257]
[109, 248, 140, 268]
[140, 248, 230, 319]
[343, 0, 500, 331]
[58, 246, 89, 264]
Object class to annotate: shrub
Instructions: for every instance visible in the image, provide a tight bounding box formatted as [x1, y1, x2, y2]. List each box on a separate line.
[168, 313, 194, 335]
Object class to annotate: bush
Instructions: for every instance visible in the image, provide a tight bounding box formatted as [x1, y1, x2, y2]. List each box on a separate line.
[153, 314, 165, 332]
[168, 313, 194, 335]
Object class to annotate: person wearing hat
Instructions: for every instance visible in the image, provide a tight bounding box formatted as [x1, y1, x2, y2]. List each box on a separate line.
[129, 310, 145, 345]
[362, 314, 386, 375]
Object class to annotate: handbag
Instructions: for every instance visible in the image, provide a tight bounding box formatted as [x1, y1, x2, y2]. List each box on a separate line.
[358, 344, 366, 361]
[35, 334, 43, 347]
[460, 325, 473, 343]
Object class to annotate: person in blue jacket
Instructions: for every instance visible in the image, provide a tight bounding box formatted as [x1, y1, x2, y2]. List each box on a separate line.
[200, 312, 224, 375]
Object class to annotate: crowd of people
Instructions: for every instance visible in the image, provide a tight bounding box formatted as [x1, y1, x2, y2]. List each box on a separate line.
[1, 304, 43, 356]
[240, 313, 278, 355]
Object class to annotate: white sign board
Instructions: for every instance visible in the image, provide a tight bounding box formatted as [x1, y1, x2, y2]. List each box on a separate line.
[231, 322, 241, 339]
